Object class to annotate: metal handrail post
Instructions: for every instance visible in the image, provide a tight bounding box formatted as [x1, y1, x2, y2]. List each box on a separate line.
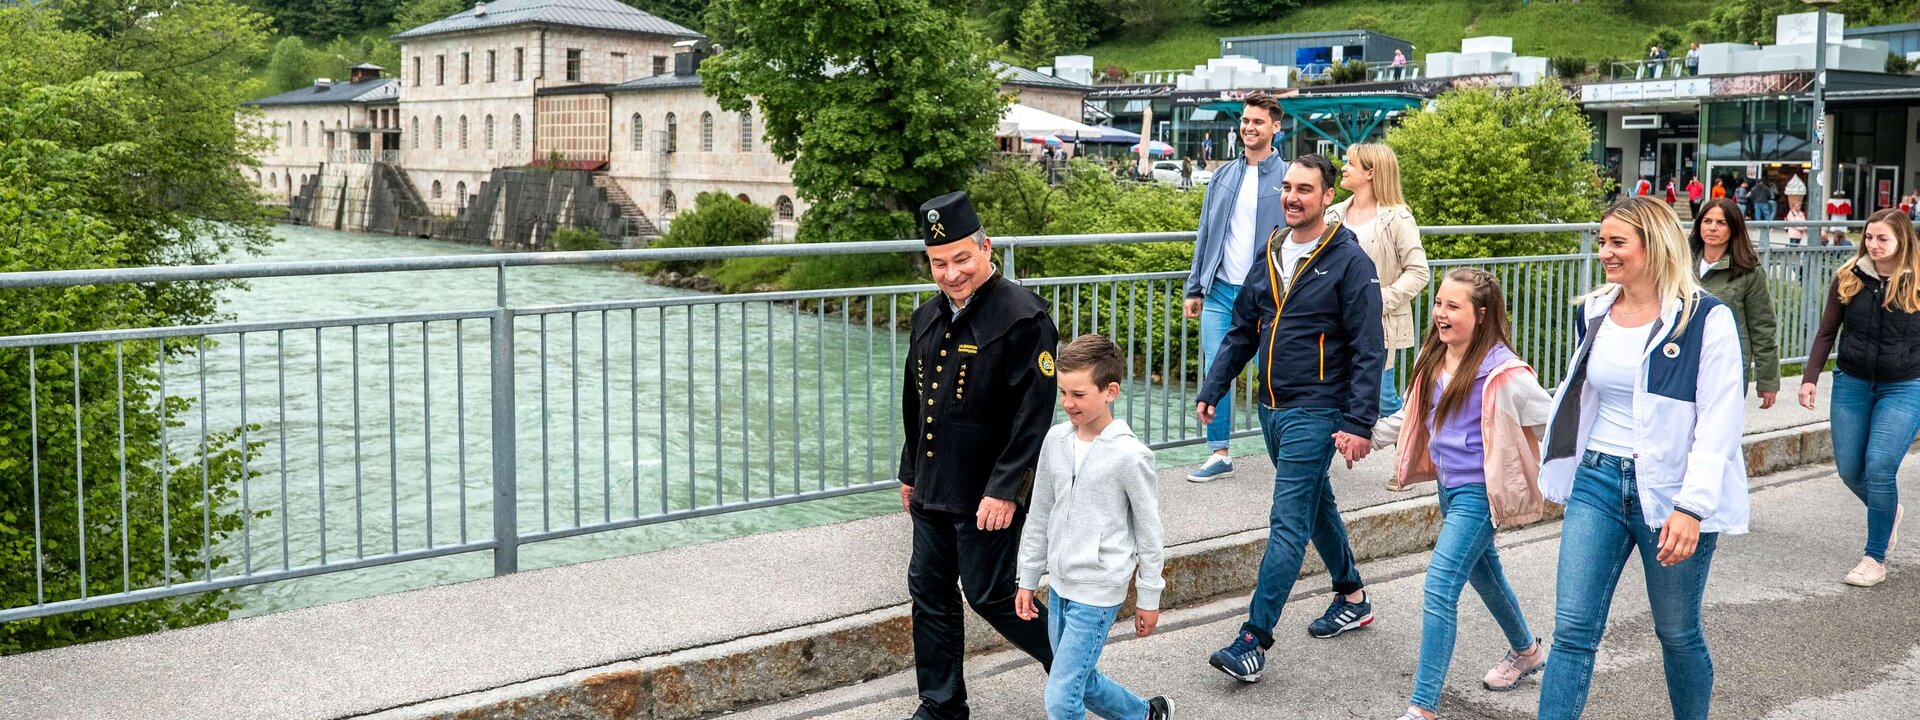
[490, 264, 518, 575]
[1578, 228, 1595, 284]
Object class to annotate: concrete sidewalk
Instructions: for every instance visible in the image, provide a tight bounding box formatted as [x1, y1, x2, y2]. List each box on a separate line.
[0, 379, 1854, 720]
[716, 463, 1920, 719]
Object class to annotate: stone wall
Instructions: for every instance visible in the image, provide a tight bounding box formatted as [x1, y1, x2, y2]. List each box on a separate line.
[433, 168, 631, 249]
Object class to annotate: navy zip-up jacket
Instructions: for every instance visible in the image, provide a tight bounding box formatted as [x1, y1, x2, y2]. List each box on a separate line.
[1197, 221, 1386, 438]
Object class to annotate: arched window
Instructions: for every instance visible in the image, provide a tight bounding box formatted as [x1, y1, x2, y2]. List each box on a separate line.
[269, 173, 277, 188]
[775, 196, 794, 221]
[512, 114, 523, 150]
[700, 112, 714, 152]
[736, 193, 750, 203]
[665, 113, 677, 153]
[661, 191, 677, 218]
[739, 111, 753, 152]
[630, 113, 643, 151]
[302, 121, 310, 147]
[285, 171, 291, 190]
[455, 181, 468, 210]
[411, 116, 421, 149]
[434, 116, 444, 149]
[299, 173, 307, 188]
[484, 115, 495, 150]
[431, 180, 442, 199]
[458, 115, 469, 150]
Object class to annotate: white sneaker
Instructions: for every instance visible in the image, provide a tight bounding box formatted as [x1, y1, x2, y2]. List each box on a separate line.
[1844, 557, 1888, 587]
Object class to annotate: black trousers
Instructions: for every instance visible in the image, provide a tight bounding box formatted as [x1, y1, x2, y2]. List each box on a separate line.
[907, 505, 1054, 720]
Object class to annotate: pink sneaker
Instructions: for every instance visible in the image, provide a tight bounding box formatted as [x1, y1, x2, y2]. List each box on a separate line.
[1482, 640, 1546, 691]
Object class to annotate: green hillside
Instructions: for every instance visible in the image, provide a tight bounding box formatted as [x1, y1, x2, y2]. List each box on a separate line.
[1084, 0, 1715, 75]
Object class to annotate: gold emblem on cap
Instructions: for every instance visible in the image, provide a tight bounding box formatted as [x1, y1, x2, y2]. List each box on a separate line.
[931, 223, 946, 239]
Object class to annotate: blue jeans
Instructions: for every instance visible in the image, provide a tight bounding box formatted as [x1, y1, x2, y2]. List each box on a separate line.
[1044, 595, 1147, 720]
[1538, 452, 1719, 720]
[1200, 281, 1257, 452]
[1241, 405, 1365, 647]
[1830, 371, 1920, 562]
[1409, 482, 1535, 713]
[1754, 200, 1776, 222]
[1381, 365, 1404, 416]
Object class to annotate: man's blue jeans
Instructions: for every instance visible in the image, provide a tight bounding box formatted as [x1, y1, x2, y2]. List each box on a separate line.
[1200, 281, 1257, 452]
[1044, 595, 1147, 720]
[1241, 405, 1364, 647]
[1409, 482, 1535, 713]
[1754, 200, 1777, 222]
[1538, 452, 1719, 720]
[1830, 371, 1920, 562]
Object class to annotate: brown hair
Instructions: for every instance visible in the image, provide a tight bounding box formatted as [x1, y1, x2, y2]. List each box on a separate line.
[1836, 208, 1920, 312]
[1057, 334, 1124, 389]
[1242, 92, 1284, 122]
[1688, 197, 1759, 278]
[1407, 268, 1512, 424]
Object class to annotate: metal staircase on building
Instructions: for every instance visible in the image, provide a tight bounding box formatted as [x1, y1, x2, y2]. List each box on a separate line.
[590, 173, 661, 247]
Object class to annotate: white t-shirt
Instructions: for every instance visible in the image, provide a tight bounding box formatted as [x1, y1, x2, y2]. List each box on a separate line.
[1277, 236, 1317, 289]
[1069, 433, 1094, 475]
[1215, 163, 1264, 286]
[1346, 217, 1377, 252]
[1698, 257, 1714, 278]
[1586, 315, 1654, 457]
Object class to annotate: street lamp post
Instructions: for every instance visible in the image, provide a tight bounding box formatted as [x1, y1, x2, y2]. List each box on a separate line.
[1807, 0, 1841, 221]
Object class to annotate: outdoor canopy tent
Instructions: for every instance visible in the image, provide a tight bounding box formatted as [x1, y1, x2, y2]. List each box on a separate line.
[1200, 93, 1423, 154]
[997, 103, 1139, 144]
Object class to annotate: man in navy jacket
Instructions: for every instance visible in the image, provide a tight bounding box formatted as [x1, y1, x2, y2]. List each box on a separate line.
[1194, 154, 1387, 683]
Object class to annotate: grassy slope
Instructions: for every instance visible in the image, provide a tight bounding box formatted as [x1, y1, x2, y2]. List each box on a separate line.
[1084, 0, 1713, 74]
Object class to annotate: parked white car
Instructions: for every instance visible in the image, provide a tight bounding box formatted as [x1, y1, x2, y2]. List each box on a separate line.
[1151, 160, 1212, 187]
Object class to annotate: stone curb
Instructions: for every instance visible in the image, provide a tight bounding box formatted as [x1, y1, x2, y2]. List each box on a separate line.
[355, 421, 1838, 720]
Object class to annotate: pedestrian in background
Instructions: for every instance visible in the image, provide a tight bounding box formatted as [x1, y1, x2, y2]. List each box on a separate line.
[1798, 208, 1920, 588]
[1330, 142, 1430, 417]
[1692, 198, 1780, 407]
[1751, 177, 1776, 221]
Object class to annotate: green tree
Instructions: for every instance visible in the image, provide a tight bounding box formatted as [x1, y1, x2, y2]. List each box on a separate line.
[1015, 0, 1063, 66]
[264, 36, 324, 94]
[1, 1, 274, 653]
[1386, 82, 1606, 259]
[1201, 0, 1296, 28]
[642, 192, 774, 276]
[393, 0, 466, 33]
[1707, 0, 1918, 45]
[702, 0, 1005, 288]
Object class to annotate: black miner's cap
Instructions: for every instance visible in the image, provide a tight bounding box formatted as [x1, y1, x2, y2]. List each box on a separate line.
[918, 191, 982, 246]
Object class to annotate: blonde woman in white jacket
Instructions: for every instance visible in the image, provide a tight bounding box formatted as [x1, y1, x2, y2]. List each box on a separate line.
[1536, 196, 1749, 720]
[1330, 142, 1431, 416]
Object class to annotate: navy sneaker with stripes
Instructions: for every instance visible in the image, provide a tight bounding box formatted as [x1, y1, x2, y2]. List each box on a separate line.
[1307, 591, 1374, 639]
[1208, 630, 1265, 683]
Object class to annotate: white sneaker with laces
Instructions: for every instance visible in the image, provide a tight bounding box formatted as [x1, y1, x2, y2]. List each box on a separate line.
[1845, 556, 1887, 587]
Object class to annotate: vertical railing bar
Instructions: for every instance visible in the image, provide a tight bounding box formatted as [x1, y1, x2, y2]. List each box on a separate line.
[599, 311, 610, 524]
[570, 313, 581, 527]
[489, 307, 518, 575]
[238, 334, 252, 574]
[1179, 291, 1189, 441]
[316, 328, 328, 564]
[1126, 281, 1137, 427]
[1160, 279, 1172, 445]
[791, 307, 799, 496]
[387, 323, 398, 555]
[714, 304, 723, 504]
[352, 325, 364, 559]
[686, 307, 696, 509]
[658, 307, 668, 515]
[74, 344, 88, 598]
[629, 309, 640, 518]
[116, 342, 131, 591]
[196, 337, 210, 583]
[840, 297, 850, 488]
[1072, 284, 1081, 338]
[539, 314, 550, 530]
[155, 341, 171, 587]
[864, 296, 874, 486]
[32, 347, 46, 603]
[742, 302, 752, 501]
[421, 322, 433, 548]
[456, 319, 468, 545]
[817, 301, 826, 493]
[769, 303, 778, 498]
[275, 330, 289, 570]
[886, 297, 896, 489]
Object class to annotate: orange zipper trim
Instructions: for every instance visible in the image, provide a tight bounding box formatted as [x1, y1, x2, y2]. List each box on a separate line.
[1262, 221, 1343, 406]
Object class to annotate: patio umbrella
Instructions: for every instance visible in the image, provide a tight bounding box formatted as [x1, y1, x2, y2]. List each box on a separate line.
[1129, 140, 1174, 157]
[1024, 134, 1063, 148]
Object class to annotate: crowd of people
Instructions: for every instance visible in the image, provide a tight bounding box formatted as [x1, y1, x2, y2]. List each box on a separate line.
[891, 91, 1915, 720]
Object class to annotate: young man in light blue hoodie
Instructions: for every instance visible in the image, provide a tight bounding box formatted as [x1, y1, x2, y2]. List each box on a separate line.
[1015, 334, 1172, 720]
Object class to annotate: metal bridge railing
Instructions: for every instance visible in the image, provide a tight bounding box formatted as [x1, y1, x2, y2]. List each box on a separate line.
[0, 220, 1862, 622]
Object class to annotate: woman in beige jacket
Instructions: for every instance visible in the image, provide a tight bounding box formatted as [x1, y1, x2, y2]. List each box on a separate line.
[1329, 142, 1431, 414]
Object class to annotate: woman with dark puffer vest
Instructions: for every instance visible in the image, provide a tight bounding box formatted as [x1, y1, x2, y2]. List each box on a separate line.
[1798, 208, 1920, 587]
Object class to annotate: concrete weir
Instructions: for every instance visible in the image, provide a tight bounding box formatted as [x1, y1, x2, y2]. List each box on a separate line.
[0, 382, 1861, 720]
[287, 165, 652, 249]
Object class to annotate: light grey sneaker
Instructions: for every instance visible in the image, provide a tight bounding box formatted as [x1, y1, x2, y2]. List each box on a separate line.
[1482, 640, 1546, 691]
[1394, 711, 1432, 720]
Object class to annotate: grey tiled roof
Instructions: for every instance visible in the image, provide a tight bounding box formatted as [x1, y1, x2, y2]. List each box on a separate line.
[993, 62, 1091, 92]
[392, 0, 701, 40]
[607, 72, 704, 92]
[242, 78, 397, 107]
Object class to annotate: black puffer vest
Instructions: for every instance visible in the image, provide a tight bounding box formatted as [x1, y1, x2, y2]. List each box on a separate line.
[1836, 264, 1920, 381]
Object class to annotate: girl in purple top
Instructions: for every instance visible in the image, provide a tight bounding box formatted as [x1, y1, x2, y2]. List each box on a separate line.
[1373, 269, 1557, 720]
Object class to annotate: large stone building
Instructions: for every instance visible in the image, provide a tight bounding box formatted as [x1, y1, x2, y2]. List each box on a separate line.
[240, 0, 1092, 247]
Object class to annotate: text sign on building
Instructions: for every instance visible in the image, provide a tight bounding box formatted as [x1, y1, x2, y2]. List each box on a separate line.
[1581, 77, 1712, 104]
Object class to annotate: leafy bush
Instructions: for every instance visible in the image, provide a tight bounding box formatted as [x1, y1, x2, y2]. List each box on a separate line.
[641, 192, 772, 276]
[551, 227, 612, 252]
[1550, 56, 1587, 80]
[1201, 0, 1295, 27]
[1327, 59, 1370, 85]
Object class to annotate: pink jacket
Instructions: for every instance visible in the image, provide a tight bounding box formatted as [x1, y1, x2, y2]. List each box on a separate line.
[1373, 358, 1554, 527]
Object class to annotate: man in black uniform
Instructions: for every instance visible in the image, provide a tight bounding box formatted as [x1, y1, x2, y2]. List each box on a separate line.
[898, 190, 1057, 720]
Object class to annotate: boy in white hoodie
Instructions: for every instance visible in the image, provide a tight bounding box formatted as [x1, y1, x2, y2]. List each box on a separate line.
[1015, 334, 1172, 720]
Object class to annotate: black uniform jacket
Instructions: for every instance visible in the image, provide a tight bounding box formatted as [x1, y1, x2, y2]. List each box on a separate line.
[897, 274, 1059, 515]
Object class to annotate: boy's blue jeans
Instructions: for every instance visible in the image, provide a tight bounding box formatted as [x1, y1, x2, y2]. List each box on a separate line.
[1830, 371, 1920, 562]
[1409, 482, 1534, 713]
[1538, 451, 1719, 720]
[1044, 595, 1147, 720]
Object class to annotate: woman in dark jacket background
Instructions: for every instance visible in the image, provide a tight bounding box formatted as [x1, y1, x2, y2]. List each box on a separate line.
[1690, 197, 1780, 407]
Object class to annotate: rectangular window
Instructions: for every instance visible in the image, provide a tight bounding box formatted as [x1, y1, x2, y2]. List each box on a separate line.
[487, 49, 497, 82]
[461, 52, 470, 84]
[412, 57, 421, 86]
[652, 55, 667, 76]
[566, 49, 583, 82]
[436, 55, 445, 86]
[514, 47, 525, 81]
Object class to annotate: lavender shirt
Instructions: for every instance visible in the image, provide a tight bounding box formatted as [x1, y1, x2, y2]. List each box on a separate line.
[1426, 344, 1518, 488]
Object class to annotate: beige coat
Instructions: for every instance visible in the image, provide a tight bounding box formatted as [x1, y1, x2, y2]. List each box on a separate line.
[1327, 199, 1430, 363]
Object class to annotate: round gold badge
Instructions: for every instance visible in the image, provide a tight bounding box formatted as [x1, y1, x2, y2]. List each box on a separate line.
[1037, 350, 1055, 377]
